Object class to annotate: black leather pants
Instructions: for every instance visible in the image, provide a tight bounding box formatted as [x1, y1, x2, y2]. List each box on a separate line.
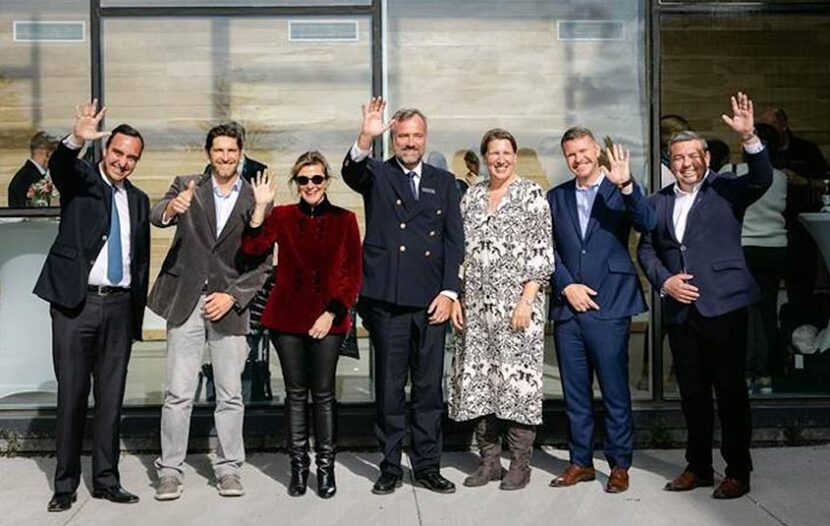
[272, 333, 341, 468]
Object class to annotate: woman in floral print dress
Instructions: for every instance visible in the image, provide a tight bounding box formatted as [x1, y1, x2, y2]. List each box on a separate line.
[449, 128, 554, 491]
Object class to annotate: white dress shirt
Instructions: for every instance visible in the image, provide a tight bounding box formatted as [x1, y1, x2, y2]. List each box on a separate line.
[88, 165, 132, 287]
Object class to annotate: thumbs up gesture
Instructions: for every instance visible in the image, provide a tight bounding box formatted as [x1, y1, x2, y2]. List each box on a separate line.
[165, 179, 197, 219]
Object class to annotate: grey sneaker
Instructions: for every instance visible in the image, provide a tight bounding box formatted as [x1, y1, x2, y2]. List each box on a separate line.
[217, 474, 245, 497]
[155, 476, 182, 501]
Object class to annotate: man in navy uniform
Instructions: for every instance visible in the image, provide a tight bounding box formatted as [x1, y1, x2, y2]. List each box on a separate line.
[342, 97, 464, 495]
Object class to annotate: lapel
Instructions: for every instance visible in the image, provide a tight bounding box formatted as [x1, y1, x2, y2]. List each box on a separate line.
[683, 171, 713, 242]
[583, 178, 615, 244]
[561, 179, 583, 242]
[125, 180, 140, 263]
[386, 158, 424, 222]
[216, 178, 251, 247]
[195, 173, 218, 240]
[663, 186, 680, 244]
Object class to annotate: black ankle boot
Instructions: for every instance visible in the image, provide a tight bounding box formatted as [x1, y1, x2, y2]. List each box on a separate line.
[288, 456, 310, 496]
[317, 464, 336, 498]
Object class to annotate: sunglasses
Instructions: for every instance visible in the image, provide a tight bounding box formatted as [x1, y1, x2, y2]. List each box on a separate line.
[293, 175, 327, 186]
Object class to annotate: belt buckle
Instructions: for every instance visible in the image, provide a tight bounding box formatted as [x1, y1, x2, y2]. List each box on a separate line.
[91, 285, 109, 295]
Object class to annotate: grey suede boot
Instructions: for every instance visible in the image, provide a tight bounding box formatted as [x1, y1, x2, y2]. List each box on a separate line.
[464, 415, 505, 487]
[499, 423, 534, 491]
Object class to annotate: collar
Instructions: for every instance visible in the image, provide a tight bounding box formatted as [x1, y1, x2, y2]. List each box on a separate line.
[298, 195, 332, 216]
[673, 172, 708, 197]
[395, 158, 423, 177]
[576, 172, 605, 191]
[212, 173, 243, 197]
[97, 163, 126, 192]
[28, 158, 47, 175]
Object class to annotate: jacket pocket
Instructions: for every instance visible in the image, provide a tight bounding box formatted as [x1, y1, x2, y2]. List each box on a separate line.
[607, 258, 636, 274]
[50, 242, 77, 260]
[711, 258, 744, 272]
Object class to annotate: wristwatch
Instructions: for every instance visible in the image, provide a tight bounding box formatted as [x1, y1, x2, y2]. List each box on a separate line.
[618, 178, 634, 189]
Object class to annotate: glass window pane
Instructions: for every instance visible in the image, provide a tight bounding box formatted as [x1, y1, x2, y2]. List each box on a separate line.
[102, 15, 372, 406]
[386, 0, 650, 400]
[0, 0, 89, 408]
[660, 13, 830, 399]
[0, 0, 90, 210]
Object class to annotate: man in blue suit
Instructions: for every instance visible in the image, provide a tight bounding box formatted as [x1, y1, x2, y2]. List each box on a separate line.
[342, 97, 464, 495]
[638, 93, 771, 499]
[547, 128, 656, 494]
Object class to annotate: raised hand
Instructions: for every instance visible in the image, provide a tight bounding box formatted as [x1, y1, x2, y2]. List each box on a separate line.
[357, 97, 395, 150]
[165, 179, 197, 220]
[251, 170, 276, 206]
[72, 99, 109, 144]
[605, 144, 631, 186]
[721, 92, 755, 137]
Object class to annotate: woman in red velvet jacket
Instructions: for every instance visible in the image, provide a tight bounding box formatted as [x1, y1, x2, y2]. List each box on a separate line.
[241, 151, 361, 499]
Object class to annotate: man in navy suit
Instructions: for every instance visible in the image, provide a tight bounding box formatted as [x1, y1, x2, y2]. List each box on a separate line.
[638, 93, 772, 499]
[547, 129, 656, 493]
[34, 100, 150, 511]
[342, 97, 463, 495]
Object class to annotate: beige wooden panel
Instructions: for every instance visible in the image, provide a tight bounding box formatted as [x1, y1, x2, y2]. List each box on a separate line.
[661, 15, 830, 165]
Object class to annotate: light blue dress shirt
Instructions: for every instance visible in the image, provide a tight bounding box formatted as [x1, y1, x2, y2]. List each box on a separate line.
[575, 174, 604, 239]
[212, 174, 243, 238]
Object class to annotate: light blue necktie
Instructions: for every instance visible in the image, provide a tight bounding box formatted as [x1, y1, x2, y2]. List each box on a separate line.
[407, 171, 418, 201]
[107, 186, 123, 284]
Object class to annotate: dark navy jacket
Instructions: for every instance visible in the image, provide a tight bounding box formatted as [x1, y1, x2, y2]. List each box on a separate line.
[342, 154, 464, 308]
[548, 177, 656, 321]
[637, 149, 773, 324]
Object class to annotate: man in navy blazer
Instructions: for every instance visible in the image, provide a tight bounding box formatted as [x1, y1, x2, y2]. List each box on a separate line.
[638, 93, 772, 499]
[34, 101, 150, 511]
[547, 128, 656, 493]
[342, 97, 463, 495]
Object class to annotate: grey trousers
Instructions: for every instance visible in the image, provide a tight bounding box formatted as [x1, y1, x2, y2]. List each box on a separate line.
[155, 296, 248, 481]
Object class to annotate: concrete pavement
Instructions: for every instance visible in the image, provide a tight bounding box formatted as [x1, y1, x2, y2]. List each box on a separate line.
[1, 445, 827, 526]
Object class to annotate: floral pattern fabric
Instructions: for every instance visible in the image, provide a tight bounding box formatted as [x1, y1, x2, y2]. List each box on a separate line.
[448, 177, 554, 425]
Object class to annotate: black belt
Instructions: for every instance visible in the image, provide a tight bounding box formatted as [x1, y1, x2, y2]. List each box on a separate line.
[87, 285, 130, 295]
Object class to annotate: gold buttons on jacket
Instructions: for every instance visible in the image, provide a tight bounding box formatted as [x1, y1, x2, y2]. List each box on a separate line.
[400, 223, 406, 230]
[396, 199, 402, 206]
[425, 250, 431, 257]
[399, 245, 406, 252]
[436, 209, 443, 215]
[429, 230, 436, 237]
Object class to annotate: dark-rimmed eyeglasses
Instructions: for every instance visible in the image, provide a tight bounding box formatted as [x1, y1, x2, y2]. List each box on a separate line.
[293, 175, 326, 186]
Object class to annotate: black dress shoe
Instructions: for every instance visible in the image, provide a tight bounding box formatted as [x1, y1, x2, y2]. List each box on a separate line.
[47, 492, 77, 512]
[91, 485, 140, 504]
[415, 472, 456, 494]
[372, 471, 403, 495]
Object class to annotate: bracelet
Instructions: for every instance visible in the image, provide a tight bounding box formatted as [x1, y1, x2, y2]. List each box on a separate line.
[741, 129, 757, 142]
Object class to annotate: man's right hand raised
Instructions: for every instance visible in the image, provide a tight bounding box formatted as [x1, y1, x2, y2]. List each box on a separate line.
[357, 97, 396, 151]
[71, 99, 109, 145]
[164, 180, 196, 220]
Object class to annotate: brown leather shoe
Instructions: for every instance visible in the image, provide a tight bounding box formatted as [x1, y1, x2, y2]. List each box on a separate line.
[550, 464, 596, 487]
[712, 478, 750, 499]
[663, 470, 715, 492]
[605, 467, 629, 493]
